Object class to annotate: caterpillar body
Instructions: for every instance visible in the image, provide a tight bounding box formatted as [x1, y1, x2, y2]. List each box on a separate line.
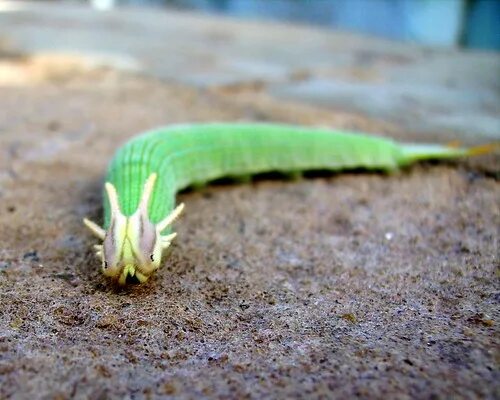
[83, 123, 483, 285]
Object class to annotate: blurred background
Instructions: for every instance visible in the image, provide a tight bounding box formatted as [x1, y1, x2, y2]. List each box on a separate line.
[1, 0, 498, 140]
[87, 0, 500, 50]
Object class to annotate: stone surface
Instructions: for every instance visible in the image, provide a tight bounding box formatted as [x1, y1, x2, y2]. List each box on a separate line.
[0, 3, 499, 399]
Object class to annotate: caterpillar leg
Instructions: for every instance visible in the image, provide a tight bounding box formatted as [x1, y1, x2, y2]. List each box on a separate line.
[285, 170, 303, 181]
[233, 174, 252, 184]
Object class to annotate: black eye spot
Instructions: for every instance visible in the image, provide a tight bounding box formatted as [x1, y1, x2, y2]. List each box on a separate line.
[150, 254, 154, 262]
[104, 261, 108, 269]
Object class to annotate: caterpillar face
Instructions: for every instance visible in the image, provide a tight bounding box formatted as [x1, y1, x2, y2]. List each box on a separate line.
[84, 173, 184, 285]
[99, 212, 163, 284]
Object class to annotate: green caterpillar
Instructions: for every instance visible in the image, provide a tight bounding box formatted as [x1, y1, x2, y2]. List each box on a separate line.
[84, 123, 488, 285]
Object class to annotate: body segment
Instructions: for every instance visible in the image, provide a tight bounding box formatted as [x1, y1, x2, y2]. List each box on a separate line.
[105, 123, 407, 228]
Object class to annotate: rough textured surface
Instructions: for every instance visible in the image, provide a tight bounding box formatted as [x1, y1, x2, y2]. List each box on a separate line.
[0, 5, 499, 400]
[0, 59, 498, 400]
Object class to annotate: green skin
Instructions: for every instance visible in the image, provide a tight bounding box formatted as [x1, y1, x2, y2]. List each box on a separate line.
[83, 123, 470, 285]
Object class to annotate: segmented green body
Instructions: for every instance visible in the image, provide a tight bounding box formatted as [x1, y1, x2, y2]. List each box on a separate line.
[105, 123, 466, 230]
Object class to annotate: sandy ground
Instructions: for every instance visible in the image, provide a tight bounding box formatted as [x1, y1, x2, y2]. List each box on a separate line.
[0, 61, 498, 399]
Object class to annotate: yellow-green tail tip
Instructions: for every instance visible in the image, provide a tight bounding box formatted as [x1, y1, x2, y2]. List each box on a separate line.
[466, 143, 500, 157]
[400, 142, 499, 166]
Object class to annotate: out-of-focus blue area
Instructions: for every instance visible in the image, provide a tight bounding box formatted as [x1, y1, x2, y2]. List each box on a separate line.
[464, 0, 500, 49]
[105, 0, 499, 50]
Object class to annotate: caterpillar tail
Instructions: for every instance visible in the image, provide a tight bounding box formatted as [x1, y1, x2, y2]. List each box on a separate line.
[399, 142, 499, 166]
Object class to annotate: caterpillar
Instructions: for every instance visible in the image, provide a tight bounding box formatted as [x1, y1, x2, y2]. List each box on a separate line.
[83, 123, 490, 285]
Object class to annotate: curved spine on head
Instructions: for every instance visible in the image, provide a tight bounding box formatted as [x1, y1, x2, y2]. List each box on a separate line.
[83, 173, 184, 284]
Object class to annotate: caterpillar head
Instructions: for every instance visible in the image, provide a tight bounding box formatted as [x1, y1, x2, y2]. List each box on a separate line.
[83, 173, 184, 285]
